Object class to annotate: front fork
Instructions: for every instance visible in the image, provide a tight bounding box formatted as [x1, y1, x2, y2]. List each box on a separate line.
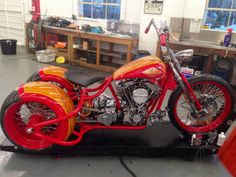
[169, 62, 202, 111]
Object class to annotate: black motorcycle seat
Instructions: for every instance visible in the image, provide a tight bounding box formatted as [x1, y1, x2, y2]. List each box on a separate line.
[65, 69, 106, 87]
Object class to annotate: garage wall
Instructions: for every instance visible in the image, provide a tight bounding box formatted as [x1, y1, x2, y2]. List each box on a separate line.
[40, 0, 74, 18]
[139, 0, 207, 54]
[123, 0, 143, 23]
[0, 0, 31, 45]
[40, 0, 142, 24]
[0, 0, 8, 40]
[40, 0, 107, 30]
[38, 0, 144, 40]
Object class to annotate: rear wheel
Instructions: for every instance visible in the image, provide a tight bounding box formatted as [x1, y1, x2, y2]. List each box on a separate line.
[1, 91, 70, 152]
[168, 74, 235, 134]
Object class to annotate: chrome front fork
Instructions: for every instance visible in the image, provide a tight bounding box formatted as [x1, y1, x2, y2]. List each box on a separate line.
[168, 62, 200, 114]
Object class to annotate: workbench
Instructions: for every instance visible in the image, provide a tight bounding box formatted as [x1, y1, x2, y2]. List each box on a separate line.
[156, 40, 236, 73]
[42, 25, 139, 72]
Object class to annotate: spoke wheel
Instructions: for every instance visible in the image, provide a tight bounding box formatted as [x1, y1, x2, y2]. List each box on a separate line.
[168, 75, 234, 133]
[1, 94, 69, 151]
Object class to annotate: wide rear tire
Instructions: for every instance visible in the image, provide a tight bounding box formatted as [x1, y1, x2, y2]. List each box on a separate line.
[0, 82, 75, 152]
[168, 74, 235, 134]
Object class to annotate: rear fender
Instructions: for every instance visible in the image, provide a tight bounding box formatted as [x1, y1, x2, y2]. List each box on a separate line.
[39, 66, 75, 91]
[18, 82, 76, 140]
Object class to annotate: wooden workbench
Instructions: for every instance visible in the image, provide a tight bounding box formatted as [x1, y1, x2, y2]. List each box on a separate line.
[156, 40, 236, 73]
[42, 25, 139, 72]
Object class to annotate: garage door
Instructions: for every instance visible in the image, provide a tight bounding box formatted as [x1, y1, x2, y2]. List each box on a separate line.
[0, 0, 25, 45]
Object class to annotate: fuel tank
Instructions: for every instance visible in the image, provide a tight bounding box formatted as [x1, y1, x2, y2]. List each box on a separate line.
[113, 56, 166, 80]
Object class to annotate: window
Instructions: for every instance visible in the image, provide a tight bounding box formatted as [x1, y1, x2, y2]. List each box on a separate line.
[79, 0, 121, 20]
[203, 0, 236, 31]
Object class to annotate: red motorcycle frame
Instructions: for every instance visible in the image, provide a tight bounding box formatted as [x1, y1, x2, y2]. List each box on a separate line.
[22, 64, 201, 146]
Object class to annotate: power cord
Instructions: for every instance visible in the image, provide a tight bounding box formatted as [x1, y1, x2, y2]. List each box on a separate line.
[119, 156, 137, 177]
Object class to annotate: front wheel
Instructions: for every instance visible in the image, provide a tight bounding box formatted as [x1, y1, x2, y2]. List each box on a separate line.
[168, 74, 235, 134]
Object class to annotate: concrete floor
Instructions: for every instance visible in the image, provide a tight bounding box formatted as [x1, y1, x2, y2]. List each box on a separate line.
[0, 47, 232, 177]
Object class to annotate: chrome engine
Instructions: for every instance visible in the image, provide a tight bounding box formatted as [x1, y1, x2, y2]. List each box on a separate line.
[116, 79, 161, 125]
[93, 93, 117, 126]
[90, 79, 161, 126]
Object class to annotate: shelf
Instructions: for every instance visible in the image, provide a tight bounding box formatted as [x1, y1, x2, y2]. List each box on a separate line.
[101, 49, 126, 59]
[75, 48, 126, 59]
[56, 52, 68, 58]
[52, 47, 68, 58]
[57, 48, 68, 52]
[39, 25, 138, 72]
[74, 48, 96, 53]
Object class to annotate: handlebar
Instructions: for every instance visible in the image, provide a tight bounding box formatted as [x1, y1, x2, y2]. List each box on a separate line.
[145, 19, 153, 34]
[144, 18, 168, 47]
[144, 19, 177, 63]
[145, 18, 179, 44]
[145, 26, 151, 34]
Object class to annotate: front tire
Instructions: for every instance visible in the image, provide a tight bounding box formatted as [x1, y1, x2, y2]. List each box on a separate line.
[168, 74, 235, 134]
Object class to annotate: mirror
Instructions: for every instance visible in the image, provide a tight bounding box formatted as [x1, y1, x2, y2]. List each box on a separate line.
[175, 49, 194, 62]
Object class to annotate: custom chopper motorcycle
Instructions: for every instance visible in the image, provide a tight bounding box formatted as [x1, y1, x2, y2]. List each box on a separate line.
[0, 19, 235, 152]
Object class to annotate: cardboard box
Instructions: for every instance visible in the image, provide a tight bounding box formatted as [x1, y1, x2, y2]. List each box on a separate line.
[82, 41, 89, 50]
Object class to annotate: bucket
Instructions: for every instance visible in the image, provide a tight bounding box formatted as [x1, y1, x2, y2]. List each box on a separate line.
[213, 57, 233, 82]
[0, 39, 17, 55]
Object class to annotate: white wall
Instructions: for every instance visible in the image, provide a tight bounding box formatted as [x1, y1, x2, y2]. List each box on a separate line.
[23, 0, 32, 23]
[40, 0, 142, 23]
[39, 0, 142, 29]
[0, 0, 31, 45]
[123, 0, 143, 24]
[139, 0, 207, 54]
[40, 0, 74, 18]
[40, 0, 106, 30]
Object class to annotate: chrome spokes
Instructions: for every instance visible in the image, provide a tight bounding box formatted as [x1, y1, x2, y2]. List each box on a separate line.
[14, 102, 57, 135]
[176, 83, 225, 126]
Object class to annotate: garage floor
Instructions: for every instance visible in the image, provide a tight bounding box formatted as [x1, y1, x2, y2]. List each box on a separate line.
[0, 47, 232, 177]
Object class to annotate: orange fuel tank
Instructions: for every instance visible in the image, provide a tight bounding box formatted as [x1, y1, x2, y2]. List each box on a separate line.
[113, 56, 166, 80]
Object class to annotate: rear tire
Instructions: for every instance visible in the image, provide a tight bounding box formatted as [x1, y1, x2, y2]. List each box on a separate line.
[0, 89, 72, 153]
[26, 72, 41, 82]
[168, 74, 235, 134]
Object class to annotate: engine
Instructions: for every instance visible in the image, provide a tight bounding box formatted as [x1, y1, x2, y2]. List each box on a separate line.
[92, 93, 117, 126]
[116, 79, 161, 125]
[90, 79, 161, 126]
